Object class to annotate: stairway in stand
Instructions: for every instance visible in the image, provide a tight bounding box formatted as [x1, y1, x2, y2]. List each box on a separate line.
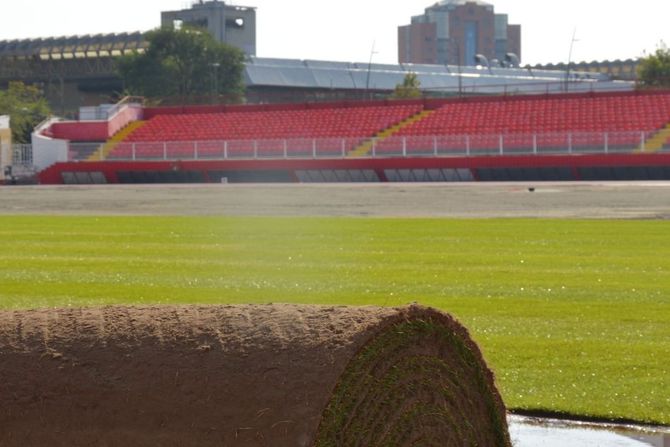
[348, 110, 434, 158]
[639, 122, 670, 152]
[87, 121, 146, 161]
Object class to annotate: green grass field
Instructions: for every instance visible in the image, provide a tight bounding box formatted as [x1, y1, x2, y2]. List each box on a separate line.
[1, 216, 668, 425]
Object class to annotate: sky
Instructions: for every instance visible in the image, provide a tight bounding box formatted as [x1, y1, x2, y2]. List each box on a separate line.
[0, 0, 668, 66]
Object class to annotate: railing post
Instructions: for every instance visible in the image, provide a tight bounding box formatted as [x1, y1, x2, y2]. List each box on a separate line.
[342, 139, 346, 158]
[224, 141, 228, 159]
[254, 140, 258, 159]
[568, 133, 573, 154]
[132, 143, 136, 161]
[283, 140, 288, 159]
[604, 133, 609, 154]
[372, 138, 377, 158]
[466, 135, 470, 157]
[312, 139, 317, 159]
[640, 132, 646, 152]
[499, 134, 504, 155]
[194, 141, 199, 160]
[433, 136, 438, 156]
[99, 144, 103, 160]
[402, 137, 407, 157]
[163, 142, 167, 160]
[533, 134, 537, 155]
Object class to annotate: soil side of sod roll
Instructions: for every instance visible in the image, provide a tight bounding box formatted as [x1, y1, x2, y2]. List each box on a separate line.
[0, 304, 511, 446]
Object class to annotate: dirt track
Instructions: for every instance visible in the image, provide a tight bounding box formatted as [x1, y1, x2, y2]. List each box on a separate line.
[1, 182, 670, 218]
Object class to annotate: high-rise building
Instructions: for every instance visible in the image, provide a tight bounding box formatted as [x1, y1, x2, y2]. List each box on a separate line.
[161, 1, 256, 56]
[398, 0, 521, 66]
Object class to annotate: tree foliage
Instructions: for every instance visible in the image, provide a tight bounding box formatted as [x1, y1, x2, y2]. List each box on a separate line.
[0, 81, 51, 144]
[118, 27, 246, 103]
[638, 43, 670, 88]
[392, 73, 422, 99]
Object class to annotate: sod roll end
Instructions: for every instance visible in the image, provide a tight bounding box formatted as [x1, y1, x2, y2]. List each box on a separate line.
[0, 304, 511, 446]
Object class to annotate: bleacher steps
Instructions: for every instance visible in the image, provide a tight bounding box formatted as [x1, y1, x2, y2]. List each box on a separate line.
[348, 110, 435, 158]
[87, 121, 146, 161]
[639, 123, 670, 153]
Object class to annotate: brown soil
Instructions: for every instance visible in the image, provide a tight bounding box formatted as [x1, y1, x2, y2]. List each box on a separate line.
[0, 304, 510, 446]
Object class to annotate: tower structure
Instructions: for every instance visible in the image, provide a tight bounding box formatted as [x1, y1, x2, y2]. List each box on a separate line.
[162, 0, 256, 56]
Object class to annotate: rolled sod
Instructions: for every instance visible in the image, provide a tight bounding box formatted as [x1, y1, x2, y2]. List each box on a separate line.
[0, 304, 511, 446]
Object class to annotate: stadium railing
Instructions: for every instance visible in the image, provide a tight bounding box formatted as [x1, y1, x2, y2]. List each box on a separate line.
[69, 130, 655, 162]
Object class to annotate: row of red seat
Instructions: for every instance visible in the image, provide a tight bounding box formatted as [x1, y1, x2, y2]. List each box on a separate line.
[398, 93, 670, 136]
[124, 105, 422, 143]
[108, 93, 670, 159]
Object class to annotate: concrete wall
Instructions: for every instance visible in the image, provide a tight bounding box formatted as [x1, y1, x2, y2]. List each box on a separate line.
[162, 1, 256, 56]
[48, 104, 143, 142]
[32, 118, 69, 171]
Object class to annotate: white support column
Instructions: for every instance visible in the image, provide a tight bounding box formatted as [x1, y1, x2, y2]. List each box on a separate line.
[254, 140, 258, 159]
[465, 136, 470, 157]
[194, 141, 199, 160]
[533, 134, 537, 155]
[163, 142, 167, 160]
[283, 140, 288, 159]
[132, 143, 136, 161]
[312, 139, 317, 159]
[640, 132, 646, 152]
[372, 138, 377, 158]
[604, 133, 609, 154]
[341, 139, 346, 158]
[433, 136, 438, 156]
[402, 137, 407, 157]
[224, 141, 228, 159]
[499, 135, 504, 155]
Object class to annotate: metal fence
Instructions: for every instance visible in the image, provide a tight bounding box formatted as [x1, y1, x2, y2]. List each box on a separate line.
[12, 144, 34, 166]
[69, 130, 661, 162]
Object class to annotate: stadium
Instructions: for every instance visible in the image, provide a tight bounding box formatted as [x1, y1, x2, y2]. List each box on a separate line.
[1, 1, 670, 446]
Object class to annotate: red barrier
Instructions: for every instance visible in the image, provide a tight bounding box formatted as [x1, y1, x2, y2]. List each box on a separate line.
[38, 153, 670, 185]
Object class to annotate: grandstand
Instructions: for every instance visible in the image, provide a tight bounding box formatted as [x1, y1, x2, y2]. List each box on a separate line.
[28, 90, 670, 184]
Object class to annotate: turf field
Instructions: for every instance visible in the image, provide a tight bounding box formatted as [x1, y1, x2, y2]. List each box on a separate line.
[0, 215, 668, 425]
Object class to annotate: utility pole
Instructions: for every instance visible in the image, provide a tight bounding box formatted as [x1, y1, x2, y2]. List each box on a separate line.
[365, 40, 377, 100]
[566, 28, 578, 92]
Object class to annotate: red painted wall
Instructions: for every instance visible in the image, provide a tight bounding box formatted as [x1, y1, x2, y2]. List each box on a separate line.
[38, 153, 670, 185]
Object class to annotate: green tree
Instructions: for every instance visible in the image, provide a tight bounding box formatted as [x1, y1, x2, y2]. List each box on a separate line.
[0, 81, 51, 144]
[391, 72, 422, 99]
[638, 43, 670, 88]
[118, 27, 245, 103]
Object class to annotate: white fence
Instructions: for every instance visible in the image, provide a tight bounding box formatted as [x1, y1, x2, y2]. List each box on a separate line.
[12, 144, 34, 166]
[68, 130, 661, 162]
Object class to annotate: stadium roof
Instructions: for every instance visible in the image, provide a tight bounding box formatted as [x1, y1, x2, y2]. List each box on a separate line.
[0, 33, 147, 60]
[436, 0, 493, 7]
[244, 57, 634, 95]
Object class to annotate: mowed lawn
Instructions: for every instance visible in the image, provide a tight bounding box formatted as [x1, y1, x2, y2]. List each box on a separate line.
[0, 216, 668, 425]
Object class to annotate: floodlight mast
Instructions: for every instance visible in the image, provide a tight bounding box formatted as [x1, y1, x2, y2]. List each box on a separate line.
[365, 40, 378, 100]
[566, 27, 578, 92]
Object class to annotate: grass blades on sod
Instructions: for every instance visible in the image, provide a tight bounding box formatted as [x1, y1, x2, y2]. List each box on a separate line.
[0, 216, 668, 425]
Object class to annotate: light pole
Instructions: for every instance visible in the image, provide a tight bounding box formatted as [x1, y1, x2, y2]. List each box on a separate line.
[210, 62, 220, 104]
[365, 40, 378, 100]
[565, 28, 578, 92]
[450, 38, 463, 97]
